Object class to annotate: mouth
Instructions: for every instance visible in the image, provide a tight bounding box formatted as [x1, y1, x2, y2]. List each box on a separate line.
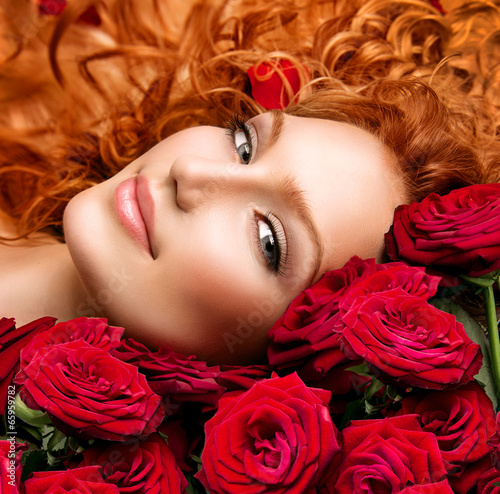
[114, 176, 155, 258]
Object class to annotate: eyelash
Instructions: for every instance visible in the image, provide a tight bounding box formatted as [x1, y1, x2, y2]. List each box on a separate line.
[254, 212, 289, 277]
[225, 114, 256, 164]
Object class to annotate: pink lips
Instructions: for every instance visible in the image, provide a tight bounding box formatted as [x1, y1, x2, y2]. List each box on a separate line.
[115, 176, 154, 257]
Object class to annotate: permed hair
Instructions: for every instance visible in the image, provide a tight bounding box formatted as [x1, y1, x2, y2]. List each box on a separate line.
[0, 0, 499, 241]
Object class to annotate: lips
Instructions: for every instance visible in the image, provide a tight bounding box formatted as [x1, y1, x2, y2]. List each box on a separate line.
[115, 176, 155, 258]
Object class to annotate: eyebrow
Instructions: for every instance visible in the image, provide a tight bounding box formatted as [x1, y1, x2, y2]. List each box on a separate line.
[277, 174, 324, 285]
[267, 110, 285, 149]
[264, 111, 325, 285]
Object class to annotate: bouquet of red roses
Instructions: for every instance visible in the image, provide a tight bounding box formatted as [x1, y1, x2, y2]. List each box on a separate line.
[1, 183, 500, 493]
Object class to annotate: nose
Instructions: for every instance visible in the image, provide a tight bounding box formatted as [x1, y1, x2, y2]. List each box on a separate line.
[169, 154, 255, 210]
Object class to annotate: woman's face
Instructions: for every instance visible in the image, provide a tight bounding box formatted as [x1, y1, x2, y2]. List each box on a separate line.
[63, 112, 405, 364]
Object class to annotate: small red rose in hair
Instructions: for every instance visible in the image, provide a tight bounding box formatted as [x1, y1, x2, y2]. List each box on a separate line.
[430, 0, 447, 15]
[39, 0, 66, 16]
[247, 59, 307, 110]
[38, 0, 101, 26]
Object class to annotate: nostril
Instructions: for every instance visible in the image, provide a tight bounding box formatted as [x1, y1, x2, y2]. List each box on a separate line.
[166, 171, 183, 211]
[172, 177, 185, 211]
[172, 174, 198, 212]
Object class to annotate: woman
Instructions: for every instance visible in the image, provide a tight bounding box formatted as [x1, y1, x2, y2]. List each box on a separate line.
[0, 0, 498, 364]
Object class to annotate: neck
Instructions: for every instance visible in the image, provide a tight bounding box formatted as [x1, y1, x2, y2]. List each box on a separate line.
[0, 240, 89, 327]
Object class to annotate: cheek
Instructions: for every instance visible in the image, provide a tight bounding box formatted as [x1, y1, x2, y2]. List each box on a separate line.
[63, 186, 112, 296]
[64, 181, 153, 320]
[149, 233, 283, 363]
[171, 231, 259, 329]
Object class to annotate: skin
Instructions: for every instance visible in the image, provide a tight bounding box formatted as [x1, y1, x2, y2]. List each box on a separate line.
[62, 112, 406, 364]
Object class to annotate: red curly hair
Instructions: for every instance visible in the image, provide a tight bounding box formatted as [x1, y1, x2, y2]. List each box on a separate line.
[0, 0, 499, 241]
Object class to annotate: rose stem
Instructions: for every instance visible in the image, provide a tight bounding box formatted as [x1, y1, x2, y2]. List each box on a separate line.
[484, 284, 500, 404]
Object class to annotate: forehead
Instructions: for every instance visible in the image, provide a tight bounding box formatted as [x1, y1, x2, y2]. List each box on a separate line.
[261, 113, 403, 273]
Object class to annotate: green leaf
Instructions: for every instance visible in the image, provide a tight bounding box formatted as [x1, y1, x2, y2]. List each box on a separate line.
[431, 298, 497, 409]
[460, 274, 497, 288]
[385, 385, 404, 403]
[345, 361, 372, 377]
[158, 430, 169, 445]
[190, 454, 202, 465]
[339, 399, 366, 429]
[185, 474, 206, 494]
[68, 436, 85, 454]
[46, 450, 66, 467]
[46, 428, 68, 452]
[41, 425, 55, 450]
[21, 449, 50, 481]
[18, 425, 42, 442]
[364, 400, 386, 416]
[365, 378, 384, 402]
[185, 479, 197, 494]
[14, 394, 52, 427]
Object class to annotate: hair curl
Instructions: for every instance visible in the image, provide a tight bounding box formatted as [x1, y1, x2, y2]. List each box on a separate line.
[0, 0, 499, 241]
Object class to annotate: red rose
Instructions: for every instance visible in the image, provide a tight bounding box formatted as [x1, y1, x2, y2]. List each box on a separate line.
[338, 262, 440, 322]
[454, 457, 494, 494]
[336, 288, 482, 389]
[75, 433, 188, 493]
[16, 317, 124, 385]
[267, 257, 379, 375]
[21, 340, 164, 441]
[430, 0, 447, 15]
[398, 479, 454, 493]
[326, 415, 447, 493]
[112, 339, 223, 415]
[0, 440, 26, 493]
[195, 372, 341, 494]
[38, 0, 101, 25]
[477, 467, 500, 494]
[24, 466, 119, 493]
[247, 59, 307, 110]
[488, 412, 500, 470]
[268, 257, 439, 385]
[0, 316, 56, 413]
[385, 183, 500, 277]
[395, 382, 495, 493]
[38, 0, 66, 16]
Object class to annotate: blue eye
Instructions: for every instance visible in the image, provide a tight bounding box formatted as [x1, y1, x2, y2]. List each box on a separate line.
[258, 219, 278, 267]
[225, 114, 255, 165]
[255, 212, 288, 276]
[233, 129, 252, 164]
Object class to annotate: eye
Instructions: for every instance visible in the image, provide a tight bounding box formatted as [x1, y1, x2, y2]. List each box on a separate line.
[255, 213, 288, 276]
[225, 114, 255, 165]
[234, 129, 252, 164]
[258, 219, 278, 267]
